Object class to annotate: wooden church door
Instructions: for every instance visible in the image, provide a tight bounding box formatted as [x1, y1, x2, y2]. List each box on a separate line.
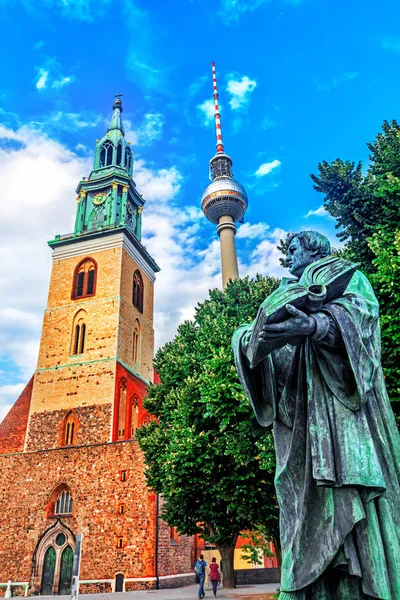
[41, 547, 56, 595]
[59, 546, 74, 595]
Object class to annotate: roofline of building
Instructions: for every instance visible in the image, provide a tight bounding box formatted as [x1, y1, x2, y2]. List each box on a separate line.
[48, 225, 160, 273]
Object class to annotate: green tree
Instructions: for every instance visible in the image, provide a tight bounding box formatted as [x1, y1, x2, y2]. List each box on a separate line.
[137, 275, 280, 588]
[310, 120, 400, 415]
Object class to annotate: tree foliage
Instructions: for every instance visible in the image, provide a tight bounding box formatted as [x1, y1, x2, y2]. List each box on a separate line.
[310, 119, 400, 413]
[239, 525, 275, 566]
[137, 275, 280, 586]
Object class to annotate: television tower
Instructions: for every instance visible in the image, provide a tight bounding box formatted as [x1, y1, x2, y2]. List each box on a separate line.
[201, 62, 248, 289]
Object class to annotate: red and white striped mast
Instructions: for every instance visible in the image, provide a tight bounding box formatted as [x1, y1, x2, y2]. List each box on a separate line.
[212, 61, 224, 154]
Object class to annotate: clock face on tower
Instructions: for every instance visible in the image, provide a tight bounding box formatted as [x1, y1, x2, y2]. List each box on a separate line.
[93, 192, 107, 206]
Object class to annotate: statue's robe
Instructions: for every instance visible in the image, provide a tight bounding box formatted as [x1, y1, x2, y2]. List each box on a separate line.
[232, 271, 400, 600]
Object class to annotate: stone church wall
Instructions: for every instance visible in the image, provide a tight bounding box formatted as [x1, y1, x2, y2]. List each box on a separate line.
[25, 403, 113, 451]
[0, 441, 157, 593]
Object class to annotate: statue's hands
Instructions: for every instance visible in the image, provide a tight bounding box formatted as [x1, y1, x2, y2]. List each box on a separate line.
[258, 304, 316, 343]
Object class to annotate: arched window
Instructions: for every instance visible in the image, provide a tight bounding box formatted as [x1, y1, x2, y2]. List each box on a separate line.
[55, 489, 73, 516]
[117, 380, 127, 440]
[116, 143, 122, 165]
[63, 411, 78, 446]
[72, 258, 97, 299]
[125, 147, 132, 172]
[132, 270, 144, 313]
[132, 319, 141, 364]
[130, 396, 139, 438]
[99, 140, 114, 167]
[70, 310, 88, 356]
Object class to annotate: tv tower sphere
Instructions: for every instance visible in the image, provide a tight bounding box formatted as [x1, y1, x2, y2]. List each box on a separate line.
[201, 62, 248, 288]
[201, 173, 248, 225]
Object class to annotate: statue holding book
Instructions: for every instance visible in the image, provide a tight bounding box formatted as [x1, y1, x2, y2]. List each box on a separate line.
[232, 231, 400, 600]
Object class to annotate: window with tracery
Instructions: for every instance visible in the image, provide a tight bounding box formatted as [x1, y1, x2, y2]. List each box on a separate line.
[71, 312, 87, 356]
[132, 270, 144, 313]
[55, 489, 73, 515]
[132, 319, 141, 364]
[117, 380, 127, 440]
[99, 141, 114, 167]
[72, 258, 97, 299]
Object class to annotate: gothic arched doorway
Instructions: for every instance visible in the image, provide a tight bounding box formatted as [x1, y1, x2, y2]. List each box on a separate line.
[41, 547, 56, 595]
[59, 546, 74, 595]
[32, 520, 75, 595]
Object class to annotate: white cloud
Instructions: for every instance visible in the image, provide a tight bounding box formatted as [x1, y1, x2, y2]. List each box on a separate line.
[137, 113, 164, 145]
[0, 122, 91, 384]
[36, 68, 49, 89]
[52, 75, 75, 89]
[305, 205, 330, 218]
[34, 57, 75, 92]
[243, 228, 288, 279]
[255, 159, 281, 177]
[237, 222, 270, 239]
[226, 75, 257, 110]
[123, 112, 164, 147]
[197, 99, 215, 127]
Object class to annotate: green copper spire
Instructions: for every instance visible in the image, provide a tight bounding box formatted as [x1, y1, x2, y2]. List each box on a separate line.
[92, 94, 132, 176]
[108, 93, 125, 135]
[70, 95, 144, 241]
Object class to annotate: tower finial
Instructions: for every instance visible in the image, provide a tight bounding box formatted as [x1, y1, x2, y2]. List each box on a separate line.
[113, 92, 123, 112]
[212, 62, 224, 154]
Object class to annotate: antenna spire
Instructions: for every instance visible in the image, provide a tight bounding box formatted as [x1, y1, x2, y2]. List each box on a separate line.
[212, 62, 224, 154]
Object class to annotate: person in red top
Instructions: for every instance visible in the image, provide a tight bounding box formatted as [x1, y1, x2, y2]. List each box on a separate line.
[208, 557, 221, 598]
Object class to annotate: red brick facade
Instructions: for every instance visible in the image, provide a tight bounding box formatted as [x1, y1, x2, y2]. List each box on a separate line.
[0, 440, 195, 594]
[0, 229, 196, 593]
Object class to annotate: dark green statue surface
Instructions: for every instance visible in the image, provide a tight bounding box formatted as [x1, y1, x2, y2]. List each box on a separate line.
[232, 231, 400, 599]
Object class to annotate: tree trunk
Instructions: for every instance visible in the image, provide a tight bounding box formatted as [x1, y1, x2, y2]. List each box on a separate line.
[272, 535, 282, 569]
[216, 544, 236, 589]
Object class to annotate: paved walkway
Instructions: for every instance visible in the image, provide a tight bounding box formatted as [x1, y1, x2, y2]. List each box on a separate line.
[34, 583, 279, 600]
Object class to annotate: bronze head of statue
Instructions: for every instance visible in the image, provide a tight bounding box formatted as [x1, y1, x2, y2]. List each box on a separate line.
[287, 231, 331, 279]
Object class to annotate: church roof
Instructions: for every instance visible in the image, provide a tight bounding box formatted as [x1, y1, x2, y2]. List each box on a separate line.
[0, 376, 33, 455]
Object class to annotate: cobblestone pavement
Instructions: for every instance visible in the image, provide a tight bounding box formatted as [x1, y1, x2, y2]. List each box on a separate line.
[33, 583, 279, 600]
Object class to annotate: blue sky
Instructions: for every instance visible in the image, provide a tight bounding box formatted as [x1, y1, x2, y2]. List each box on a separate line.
[1, 0, 400, 417]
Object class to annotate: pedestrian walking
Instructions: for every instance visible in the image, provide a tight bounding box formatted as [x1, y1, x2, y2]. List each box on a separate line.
[194, 554, 207, 599]
[208, 557, 221, 598]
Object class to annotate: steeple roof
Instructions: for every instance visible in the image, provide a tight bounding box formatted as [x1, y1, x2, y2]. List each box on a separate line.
[108, 94, 125, 135]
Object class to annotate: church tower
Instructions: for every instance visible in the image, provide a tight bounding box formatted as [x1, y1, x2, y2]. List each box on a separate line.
[0, 96, 195, 596]
[25, 94, 160, 451]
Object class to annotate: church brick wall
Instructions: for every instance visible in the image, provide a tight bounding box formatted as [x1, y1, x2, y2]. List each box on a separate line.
[36, 299, 119, 372]
[117, 249, 155, 383]
[157, 512, 195, 578]
[25, 404, 112, 451]
[29, 362, 116, 418]
[46, 249, 123, 310]
[0, 441, 157, 593]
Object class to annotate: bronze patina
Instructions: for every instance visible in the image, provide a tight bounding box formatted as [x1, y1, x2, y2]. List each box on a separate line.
[232, 231, 400, 599]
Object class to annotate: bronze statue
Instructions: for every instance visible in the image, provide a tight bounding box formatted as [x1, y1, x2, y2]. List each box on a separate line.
[232, 231, 400, 599]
